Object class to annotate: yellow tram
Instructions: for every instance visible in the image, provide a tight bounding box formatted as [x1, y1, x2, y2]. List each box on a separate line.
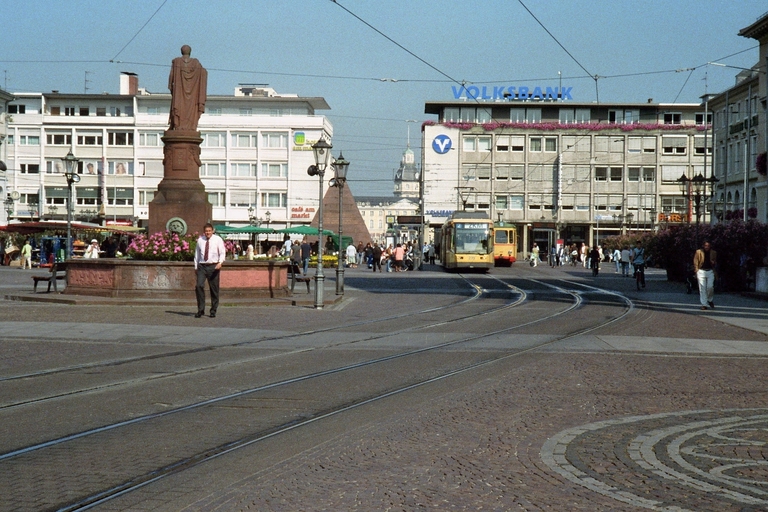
[438, 211, 494, 271]
[493, 222, 518, 266]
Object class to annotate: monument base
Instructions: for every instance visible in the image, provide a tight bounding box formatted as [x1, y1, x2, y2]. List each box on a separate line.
[63, 260, 292, 299]
[148, 130, 212, 235]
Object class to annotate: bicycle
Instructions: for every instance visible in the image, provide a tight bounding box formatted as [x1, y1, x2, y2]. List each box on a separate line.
[634, 263, 645, 290]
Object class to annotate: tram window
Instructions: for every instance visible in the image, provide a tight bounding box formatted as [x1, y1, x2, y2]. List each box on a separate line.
[495, 231, 509, 243]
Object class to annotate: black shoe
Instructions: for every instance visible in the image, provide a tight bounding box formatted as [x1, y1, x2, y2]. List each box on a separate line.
[708, 301, 714, 308]
[210, 312, 216, 318]
[195, 311, 204, 318]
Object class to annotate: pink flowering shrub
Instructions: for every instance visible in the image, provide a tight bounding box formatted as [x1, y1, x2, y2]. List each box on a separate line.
[126, 231, 197, 261]
[602, 220, 768, 290]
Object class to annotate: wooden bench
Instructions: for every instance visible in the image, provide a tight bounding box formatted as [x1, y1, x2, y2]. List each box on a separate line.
[289, 261, 311, 293]
[32, 261, 68, 293]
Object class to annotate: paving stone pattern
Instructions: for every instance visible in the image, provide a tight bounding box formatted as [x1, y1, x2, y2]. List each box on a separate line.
[174, 353, 768, 511]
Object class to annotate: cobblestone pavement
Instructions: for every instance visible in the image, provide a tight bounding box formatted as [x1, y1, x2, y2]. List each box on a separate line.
[149, 353, 768, 512]
[3, 264, 768, 511]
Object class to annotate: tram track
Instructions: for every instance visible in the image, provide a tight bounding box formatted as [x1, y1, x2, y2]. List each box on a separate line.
[0, 274, 495, 385]
[0, 274, 634, 511]
[0, 274, 525, 411]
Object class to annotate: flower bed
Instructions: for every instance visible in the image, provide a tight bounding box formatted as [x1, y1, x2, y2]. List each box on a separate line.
[126, 231, 196, 261]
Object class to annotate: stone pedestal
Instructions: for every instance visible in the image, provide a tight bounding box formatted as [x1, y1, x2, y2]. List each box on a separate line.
[64, 259, 292, 298]
[148, 130, 212, 235]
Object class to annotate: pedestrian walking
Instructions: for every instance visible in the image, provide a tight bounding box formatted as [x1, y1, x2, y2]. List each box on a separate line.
[613, 248, 621, 273]
[21, 240, 32, 269]
[194, 223, 226, 318]
[620, 246, 631, 276]
[631, 243, 646, 289]
[393, 243, 405, 271]
[300, 238, 312, 275]
[345, 242, 357, 268]
[693, 240, 717, 310]
[590, 246, 600, 276]
[372, 244, 383, 272]
[531, 243, 540, 267]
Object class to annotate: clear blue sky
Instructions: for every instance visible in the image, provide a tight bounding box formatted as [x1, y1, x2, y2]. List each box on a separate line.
[1, 1, 765, 196]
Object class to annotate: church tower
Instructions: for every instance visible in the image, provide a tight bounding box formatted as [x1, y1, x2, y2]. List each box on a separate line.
[393, 144, 420, 198]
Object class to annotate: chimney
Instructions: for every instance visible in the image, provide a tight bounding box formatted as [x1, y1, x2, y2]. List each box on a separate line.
[120, 72, 139, 95]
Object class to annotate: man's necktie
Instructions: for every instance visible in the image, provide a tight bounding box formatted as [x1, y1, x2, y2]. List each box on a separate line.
[203, 239, 209, 262]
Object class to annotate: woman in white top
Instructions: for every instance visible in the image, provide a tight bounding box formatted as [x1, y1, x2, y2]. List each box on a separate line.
[84, 239, 100, 259]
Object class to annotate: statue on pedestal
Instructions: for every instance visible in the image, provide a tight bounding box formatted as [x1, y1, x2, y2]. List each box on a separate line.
[168, 45, 207, 132]
[149, 45, 212, 235]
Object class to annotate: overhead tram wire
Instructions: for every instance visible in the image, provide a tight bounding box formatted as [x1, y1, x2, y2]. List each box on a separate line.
[110, 0, 169, 62]
[673, 68, 696, 103]
[516, 0, 600, 103]
[329, 0, 495, 115]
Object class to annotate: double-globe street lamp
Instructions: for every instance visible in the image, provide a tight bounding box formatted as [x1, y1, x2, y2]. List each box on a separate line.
[61, 150, 80, 259]
[4, 196, 14, 220]
[308, 138, 332, 309]
[677, 172, 719, 245]
[330, 153, 349, 295]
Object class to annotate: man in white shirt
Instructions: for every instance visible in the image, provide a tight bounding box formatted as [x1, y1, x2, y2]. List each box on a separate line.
[345, 242, 357, 268]
[194, 223, 226, 318]
[281, 235, 292, 256]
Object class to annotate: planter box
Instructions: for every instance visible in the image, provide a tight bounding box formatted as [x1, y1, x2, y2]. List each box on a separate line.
[64, 259, 291, 299]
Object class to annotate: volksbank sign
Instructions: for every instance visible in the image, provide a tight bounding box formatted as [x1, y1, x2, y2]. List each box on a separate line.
[452, 85, 573, 101]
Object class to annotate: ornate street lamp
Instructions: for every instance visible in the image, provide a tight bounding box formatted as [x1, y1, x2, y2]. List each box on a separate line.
[28, 199, 38, 221]
[308, 138, 332, 309]
[62, 150, 80, 259]
[677, 172, 719, 245]
[248, 206, 261, 248]
[330, 152, 349, 295]
[4, 195, 14, 220]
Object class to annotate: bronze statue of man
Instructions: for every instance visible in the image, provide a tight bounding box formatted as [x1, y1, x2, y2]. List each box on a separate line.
[168, 45, 207, 131]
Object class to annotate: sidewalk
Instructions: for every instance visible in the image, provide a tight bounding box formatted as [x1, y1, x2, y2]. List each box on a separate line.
[525, 263, 768, 338]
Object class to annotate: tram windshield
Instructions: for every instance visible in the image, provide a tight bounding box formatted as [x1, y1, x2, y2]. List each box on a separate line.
[453, 223, 492, 254]
[495, 230, 510, 244]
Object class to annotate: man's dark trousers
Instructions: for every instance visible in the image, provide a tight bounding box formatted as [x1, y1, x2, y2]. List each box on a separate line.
[196, 264, 220, 314]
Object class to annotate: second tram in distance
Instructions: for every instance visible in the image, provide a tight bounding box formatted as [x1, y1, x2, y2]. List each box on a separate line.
[438, 211, 494, 271]
[493, 222, 518, 266]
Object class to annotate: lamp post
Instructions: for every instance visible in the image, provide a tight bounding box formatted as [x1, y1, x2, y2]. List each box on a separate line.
[48, 204, 58, 220]
[28, 199, 38, 221]
[308, 138, 332, 309]
[62, 150, 80, 259]
[330, 152, 349, 295]
[4, 196, 14, 222]
[677, 172, 719, 245]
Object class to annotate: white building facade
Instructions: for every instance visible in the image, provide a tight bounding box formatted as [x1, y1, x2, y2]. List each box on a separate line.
[422, 100, 712, 254]
[708, 12, 768, 223]
[1, 80, 332, 232]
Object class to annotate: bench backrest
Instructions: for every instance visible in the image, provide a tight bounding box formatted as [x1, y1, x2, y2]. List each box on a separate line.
[51, 262, 68, 275]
